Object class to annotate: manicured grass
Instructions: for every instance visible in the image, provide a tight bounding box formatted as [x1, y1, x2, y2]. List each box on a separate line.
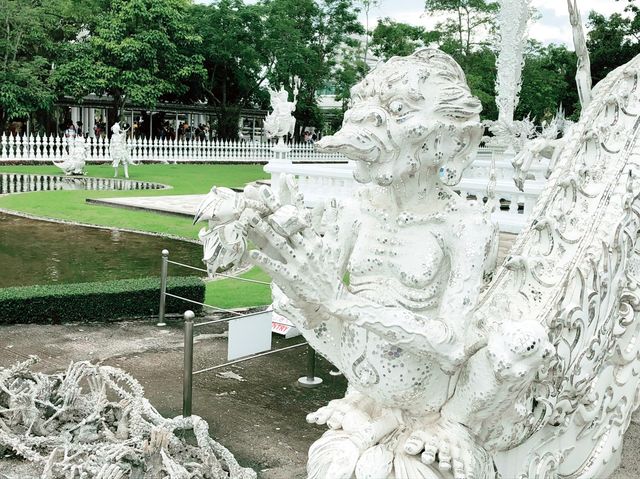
[0, 163, 268, 239]
[204, 268, 272, 310]
[0, 163, 272, 309]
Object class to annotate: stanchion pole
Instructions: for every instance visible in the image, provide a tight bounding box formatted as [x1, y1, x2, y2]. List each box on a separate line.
[298, 345, 322, 388]
[183, 310, 195, 418]
[157, 249, 169, 326]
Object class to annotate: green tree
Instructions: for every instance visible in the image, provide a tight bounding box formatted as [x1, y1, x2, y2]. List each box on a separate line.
[424, 0, 499, 60]
[587, 10, 639, 86]
[370, 18, 438, 59]
[260, 0, 363, 137]
[188, 0, 268, 139]
[516, 43, 577, 122]
[53, 0, 205, 130]
[0, 0, 96, 130]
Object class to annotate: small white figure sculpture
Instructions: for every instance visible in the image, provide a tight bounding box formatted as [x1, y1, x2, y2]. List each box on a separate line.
[263, 77, 300, 143]
[198, 47, 640, 478]
[54, 136, 87, 175]
[110, 123, 133, 178]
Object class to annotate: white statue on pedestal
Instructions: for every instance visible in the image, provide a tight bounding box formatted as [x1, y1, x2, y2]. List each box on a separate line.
[54, 136, 87, 175]
[110, 123, 133, 178]
[263, 77, 300, 145]
[197, 47, 640, 478]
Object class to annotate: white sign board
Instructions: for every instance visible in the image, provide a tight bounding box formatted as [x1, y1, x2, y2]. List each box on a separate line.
[227, 310, 273, 361]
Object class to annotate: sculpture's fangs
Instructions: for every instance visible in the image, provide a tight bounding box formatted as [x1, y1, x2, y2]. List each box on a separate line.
[196, 48, 640, 478]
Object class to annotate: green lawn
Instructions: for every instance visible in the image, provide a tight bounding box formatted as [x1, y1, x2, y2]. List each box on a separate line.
[0, 163, 272, 310]
[0, 163, 268, 239]
[205, 268, 272, 310]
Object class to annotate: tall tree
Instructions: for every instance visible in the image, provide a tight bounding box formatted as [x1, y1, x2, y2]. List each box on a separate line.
[424, 0, 499, 61]
[0, 0, 96, 130]
[188, 0, 268, 139]
[260, 0, 363, 137]
[53, 0, 205, 130]
[359, 0, 381, 64]
[587, 10, 639, 86]
[370, 18, 438, 59]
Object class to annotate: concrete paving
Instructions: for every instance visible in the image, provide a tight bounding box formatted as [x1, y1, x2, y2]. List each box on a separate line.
[1, 317, 639, 478]
[0, 317, 346, 478]
[86, 194, 206, 218]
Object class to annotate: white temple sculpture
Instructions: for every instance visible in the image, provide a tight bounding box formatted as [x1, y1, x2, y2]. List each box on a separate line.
[487, 0, 531, 150]
[512, 0, 590, 189]
[197, 47, 640, 478]
[263, 76, 300, 144]
[110, 123, 133, 178]
[54, 136, 87, 175]
[0, 357, 256, 479]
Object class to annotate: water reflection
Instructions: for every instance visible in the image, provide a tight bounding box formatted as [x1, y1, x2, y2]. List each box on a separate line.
[0, 213, 204, 288]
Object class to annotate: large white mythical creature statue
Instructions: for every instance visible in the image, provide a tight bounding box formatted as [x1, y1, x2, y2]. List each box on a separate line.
[196, 47, 640, 478]
[263, 77, 300, 143]
[110, 123, 134, 178]
[54, 136, 87, 175]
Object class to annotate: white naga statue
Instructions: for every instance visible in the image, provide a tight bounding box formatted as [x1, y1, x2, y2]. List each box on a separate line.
[54, 136, 87, 175]
[196, 47, 640, 478]
[110, 123, 134, 178]
[263, 77, 300, 143]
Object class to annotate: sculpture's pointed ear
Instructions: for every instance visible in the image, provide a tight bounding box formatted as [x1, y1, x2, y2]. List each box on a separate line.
[440, 123, 483, 186]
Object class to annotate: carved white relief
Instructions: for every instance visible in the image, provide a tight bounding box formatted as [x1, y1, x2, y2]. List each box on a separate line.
[495, 0, 531, 122]
[0, 357, 256, 479]
[198, 47, 640, 478]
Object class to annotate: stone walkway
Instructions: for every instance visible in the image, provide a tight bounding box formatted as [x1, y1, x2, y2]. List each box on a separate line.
[87, 194, 206, 217]
[0, 319, 639, 478]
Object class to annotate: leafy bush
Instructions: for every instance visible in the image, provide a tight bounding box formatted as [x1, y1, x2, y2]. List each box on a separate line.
[0, 276, 204, 324]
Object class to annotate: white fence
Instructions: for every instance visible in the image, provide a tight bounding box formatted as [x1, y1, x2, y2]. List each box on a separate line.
[266, 149, 548, 234]
[0, 134, 345, 164]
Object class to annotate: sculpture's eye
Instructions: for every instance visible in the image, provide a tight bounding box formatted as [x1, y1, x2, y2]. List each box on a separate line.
[389, 101, 405, 115]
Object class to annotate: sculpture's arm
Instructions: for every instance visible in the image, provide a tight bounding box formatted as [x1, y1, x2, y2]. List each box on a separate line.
[248, 215, 467, 370]
[437, 214, 496, 351]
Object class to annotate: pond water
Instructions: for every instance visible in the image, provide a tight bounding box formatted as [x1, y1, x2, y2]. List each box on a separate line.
[0, 213, 204, 289]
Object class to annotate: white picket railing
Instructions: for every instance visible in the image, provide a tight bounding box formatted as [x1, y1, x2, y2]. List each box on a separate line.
[265, 149, 547, 234]
[0, 134, 346, 164]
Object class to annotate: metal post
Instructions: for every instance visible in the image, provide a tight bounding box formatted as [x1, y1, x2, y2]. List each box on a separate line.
[298, 345, 322, 388]
[157, 249, 169, 326]
[183, 310, 195, 418]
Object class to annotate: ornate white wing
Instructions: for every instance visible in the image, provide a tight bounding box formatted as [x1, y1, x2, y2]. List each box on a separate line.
[475, 54, 640, 476]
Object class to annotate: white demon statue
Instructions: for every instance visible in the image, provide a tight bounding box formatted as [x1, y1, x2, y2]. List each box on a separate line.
[54, 136, 87, 175]
[263, 77, 300, 143]
[110, 123, 135, 178]
[196, 48, 640, 478]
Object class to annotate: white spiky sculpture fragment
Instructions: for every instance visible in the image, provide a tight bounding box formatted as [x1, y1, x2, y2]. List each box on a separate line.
[0, 357, 256, 479]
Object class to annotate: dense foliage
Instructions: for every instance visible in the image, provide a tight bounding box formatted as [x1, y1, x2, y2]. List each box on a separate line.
[0, 276, 204, 323]
[1, 0, 639, 134]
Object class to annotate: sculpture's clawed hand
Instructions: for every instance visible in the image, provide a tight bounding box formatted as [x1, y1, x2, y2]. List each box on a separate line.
[403, 417, 491, 479]
[248, 215, 343, 307]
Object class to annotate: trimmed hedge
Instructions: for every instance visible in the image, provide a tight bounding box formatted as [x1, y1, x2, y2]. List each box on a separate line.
[0, 276, 204, 324]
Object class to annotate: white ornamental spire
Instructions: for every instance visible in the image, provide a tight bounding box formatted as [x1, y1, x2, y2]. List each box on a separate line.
[495, 0, 532, 125]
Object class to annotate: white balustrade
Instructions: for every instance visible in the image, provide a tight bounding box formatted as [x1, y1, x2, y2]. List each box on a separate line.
[0, 133, 346, 164]
[265, 147, 547, 234]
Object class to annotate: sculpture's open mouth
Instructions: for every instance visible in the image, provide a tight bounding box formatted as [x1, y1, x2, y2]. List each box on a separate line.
[316, 129, 384, 163]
